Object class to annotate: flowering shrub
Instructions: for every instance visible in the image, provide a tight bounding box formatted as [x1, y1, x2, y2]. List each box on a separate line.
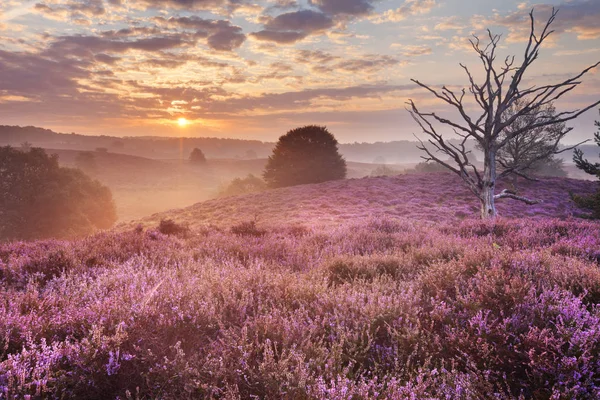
[1, 211, 599, 398]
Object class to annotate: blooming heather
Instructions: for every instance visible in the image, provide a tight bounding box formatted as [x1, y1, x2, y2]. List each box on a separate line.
[1, 174, 600, 398]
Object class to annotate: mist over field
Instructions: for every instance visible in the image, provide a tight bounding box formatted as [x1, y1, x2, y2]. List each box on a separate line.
[1, 125, 598, 222]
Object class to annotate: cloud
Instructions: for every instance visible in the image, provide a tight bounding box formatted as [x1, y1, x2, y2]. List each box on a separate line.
[47, 34, 194, 57]
[309, 0, 379, 17]
[0, 49, 91, 96]
[372, 0, 436, 23]
[434, 16, 464, 31]
[295, 49, 341, 64]
[251, 9, 334, 44]
[136, 0, 237, 12]
[35, 0, 106, 17]
[479, 1, 600, 42]
[153, 16, 247, 51]
[313, 54, 402, 74]
[294, 50, 402, 75]
[391, 44, 432, 57]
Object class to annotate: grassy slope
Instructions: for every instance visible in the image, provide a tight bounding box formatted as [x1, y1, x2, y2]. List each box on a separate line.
[128, 172, 597, 230]
[2, 175, 600, 399]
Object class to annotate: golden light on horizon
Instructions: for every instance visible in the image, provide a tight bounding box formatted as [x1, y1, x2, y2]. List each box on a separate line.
[177, 117, 189, 127]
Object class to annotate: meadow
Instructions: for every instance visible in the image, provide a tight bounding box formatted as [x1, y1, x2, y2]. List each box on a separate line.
[1, 173, 600, 399]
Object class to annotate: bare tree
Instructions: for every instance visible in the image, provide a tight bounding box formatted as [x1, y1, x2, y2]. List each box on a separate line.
[408, 8, 600, 218]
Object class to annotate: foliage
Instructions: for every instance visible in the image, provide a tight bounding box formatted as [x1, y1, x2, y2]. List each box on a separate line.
[1, 216, 600, 398]
[0, 146, 117, 241]
[263, 125, 347, 188]
[157, 219, 189, 237]
[230, 220, 266, 237]
[531, 156, 567, 178]
[369, 165, 400, 177]
[573, 113, 600, 218]
[573, 115, 600, 177]
[412, 161, 449, 173]
[189, 148, 207, 164]
[219, 174, 267, 198]
[492, 100, 567, 179]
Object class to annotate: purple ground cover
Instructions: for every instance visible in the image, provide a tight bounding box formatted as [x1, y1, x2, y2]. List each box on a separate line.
[1, 174, 600, 399]
[128, 173, 597, 229]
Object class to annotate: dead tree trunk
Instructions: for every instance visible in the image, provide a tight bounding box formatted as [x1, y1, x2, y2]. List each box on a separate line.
[481, 147, 497, 218]
[407, 7, 600, 219]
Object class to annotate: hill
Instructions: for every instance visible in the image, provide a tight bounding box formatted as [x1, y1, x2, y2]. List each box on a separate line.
[7, 124, 598, 166]
[128, 172, 597, 230]
[2, 174, 600, 398]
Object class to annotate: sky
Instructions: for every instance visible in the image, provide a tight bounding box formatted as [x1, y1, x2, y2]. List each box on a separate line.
[0, 0, 599, 143]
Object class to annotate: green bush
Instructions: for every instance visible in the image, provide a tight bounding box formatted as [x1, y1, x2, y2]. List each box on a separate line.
[0, 146, 117, 241]
[573, 112, 600, 218]
[263, 125, 346, 188]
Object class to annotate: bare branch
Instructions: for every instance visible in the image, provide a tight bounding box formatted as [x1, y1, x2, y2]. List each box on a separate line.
[494, 189, 540, 205]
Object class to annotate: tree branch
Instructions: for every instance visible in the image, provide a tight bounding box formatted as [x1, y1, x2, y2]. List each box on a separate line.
[494, 189, 540, 205]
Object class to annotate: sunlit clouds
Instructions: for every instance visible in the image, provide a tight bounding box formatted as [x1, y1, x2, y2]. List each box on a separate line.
[0, 0, 598, 141]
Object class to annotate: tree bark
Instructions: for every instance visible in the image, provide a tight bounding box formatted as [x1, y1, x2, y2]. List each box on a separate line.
[481, 147, 497, 218]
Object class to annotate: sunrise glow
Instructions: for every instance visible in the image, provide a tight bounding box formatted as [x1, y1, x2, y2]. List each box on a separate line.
[0, 1, 597, 141]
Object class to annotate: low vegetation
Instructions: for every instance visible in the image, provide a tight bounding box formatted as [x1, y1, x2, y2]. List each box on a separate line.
[1, 215, 600, 398]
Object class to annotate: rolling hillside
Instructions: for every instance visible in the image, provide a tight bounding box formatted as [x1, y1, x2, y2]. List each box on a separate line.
[127, 172, 597, 230]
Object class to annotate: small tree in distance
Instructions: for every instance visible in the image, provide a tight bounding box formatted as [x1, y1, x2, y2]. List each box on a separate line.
[483, 99, 567, 182]
[408, 8, 600, 219]
[263, 125, 347, 188]
[189, 147, 207, 164]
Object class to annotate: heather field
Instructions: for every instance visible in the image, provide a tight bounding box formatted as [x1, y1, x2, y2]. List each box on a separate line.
[2, 174, 600, 399]
[130, 172, 596, 229]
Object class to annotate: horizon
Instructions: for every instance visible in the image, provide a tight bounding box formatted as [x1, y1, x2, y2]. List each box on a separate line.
[0, 1, 599, 143]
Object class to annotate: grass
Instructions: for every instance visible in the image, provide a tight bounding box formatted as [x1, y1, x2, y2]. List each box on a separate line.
[1, 173, 600, 399]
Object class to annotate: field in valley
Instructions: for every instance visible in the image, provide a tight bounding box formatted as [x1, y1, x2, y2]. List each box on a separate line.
[1, 173, 600, 398]
[51, 148, 402, 223]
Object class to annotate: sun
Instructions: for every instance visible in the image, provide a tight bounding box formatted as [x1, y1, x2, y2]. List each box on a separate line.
[177, 117, 189, 127]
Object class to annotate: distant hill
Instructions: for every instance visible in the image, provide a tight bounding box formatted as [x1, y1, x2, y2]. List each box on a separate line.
[14, 124, 599, 164]
[3, 124, 598, 168]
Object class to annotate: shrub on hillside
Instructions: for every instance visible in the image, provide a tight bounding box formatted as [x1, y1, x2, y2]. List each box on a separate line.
[0, 146, 117, 241]
[263, 125, 346, 188]
[219, 174, 267, 197]
[157, 219, 189, 237]
[369, 165, 401, 177]
[412, 161, 448, 173]
[75, 151, 97, 174]
[230, 220, 266, 237]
